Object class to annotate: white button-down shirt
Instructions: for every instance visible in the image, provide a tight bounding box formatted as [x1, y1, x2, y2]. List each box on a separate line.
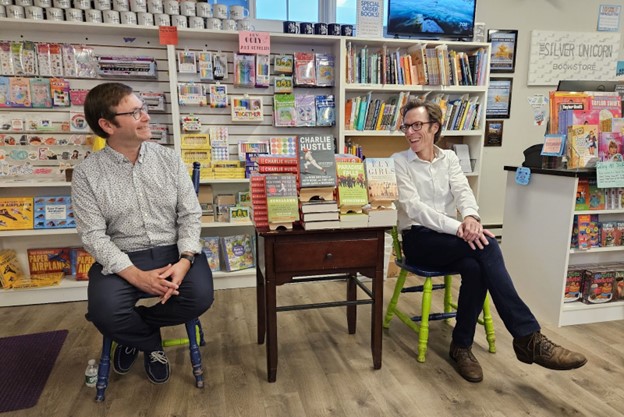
[393, 145, 480, 235]
[71, 141, 202, 275]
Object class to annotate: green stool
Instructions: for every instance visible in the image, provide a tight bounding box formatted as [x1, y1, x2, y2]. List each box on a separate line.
[384, 227, 496, 362]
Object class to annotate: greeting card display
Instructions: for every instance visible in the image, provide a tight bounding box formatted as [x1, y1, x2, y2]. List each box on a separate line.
[177, 50, 197, 74]
[198, 51, 214, 81]
[231, 95, 263, 122]
[233, 53, 255, 87]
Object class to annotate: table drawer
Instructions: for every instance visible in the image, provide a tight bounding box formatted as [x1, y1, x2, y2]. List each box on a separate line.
[274, 238, 379, 272]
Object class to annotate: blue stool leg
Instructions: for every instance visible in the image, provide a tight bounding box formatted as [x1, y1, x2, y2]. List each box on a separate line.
[196, 318, 206, 346]
[185, 320, 204, 388]
[95, 337, 112, 402]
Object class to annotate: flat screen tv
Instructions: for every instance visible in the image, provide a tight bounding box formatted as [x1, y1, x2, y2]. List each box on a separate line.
[386, 0, 477, 40]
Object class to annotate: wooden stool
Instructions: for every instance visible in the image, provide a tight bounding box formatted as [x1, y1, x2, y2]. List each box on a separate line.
[95, 318, 205, 401]
[383, 227, 496, 362]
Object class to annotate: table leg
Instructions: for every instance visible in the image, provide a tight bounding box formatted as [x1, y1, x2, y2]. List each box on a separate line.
[371, 268, 383, 369]
[346, 273, 357, 334]
[256, 264, 266, 345]
[266, 277, 278, 382]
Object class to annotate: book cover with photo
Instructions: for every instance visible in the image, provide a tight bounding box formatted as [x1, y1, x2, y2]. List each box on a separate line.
[336, 161, 368, 213]
[298, 134, 337, 188]
[364, 158, 398, 208]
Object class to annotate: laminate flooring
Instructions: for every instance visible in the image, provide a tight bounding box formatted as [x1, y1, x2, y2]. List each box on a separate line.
[1, 277, 622, 417]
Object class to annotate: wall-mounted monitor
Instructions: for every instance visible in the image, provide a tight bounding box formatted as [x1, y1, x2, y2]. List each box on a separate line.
[386, 0, 478, 41]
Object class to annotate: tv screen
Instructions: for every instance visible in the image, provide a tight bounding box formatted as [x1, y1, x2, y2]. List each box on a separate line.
[387, 0, 477, 40]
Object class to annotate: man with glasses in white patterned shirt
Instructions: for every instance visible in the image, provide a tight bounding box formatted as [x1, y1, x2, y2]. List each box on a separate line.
[393, 99, 586, 383]
[72, 82, 214, 385]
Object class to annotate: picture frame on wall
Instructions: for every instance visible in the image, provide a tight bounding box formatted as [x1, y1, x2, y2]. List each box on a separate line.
[488, 29, 518, 73]
[485, 120, 504, 147]
[486, 78, 513, 119]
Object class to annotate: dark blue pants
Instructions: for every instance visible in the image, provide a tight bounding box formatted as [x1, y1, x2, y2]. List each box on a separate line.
[87, 245, 214, 352]
[402, 226, 540, 347]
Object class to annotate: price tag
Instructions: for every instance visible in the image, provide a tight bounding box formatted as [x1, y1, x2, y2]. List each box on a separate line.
[159, 26, 178, 45]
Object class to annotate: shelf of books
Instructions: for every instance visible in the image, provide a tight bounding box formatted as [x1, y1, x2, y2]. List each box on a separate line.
[502, 169, 624, 327]
[337, 37, 490, 200]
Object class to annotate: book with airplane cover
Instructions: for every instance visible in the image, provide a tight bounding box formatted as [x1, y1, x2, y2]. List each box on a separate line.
[364, 158, 398, 208]
[27, 247, 72, 276]
[336, 161, 368, 213]
[74, 247, 95, 281]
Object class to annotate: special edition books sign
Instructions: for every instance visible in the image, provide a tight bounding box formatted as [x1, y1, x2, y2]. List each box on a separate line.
[356, 0, 383, 38]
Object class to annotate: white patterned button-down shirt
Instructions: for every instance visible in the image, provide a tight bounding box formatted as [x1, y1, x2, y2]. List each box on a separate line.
[71, 141, 202, 275]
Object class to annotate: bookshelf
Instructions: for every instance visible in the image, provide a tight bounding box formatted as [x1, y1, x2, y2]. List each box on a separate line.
[337, 38, 491, 199]
[502, 167, 624, 326]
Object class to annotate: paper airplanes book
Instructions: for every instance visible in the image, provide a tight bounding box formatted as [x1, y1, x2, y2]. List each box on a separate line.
[298, 135, 337, 188]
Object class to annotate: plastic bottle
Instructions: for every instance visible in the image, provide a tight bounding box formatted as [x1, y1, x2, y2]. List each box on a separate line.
[85, 359, 98, 388]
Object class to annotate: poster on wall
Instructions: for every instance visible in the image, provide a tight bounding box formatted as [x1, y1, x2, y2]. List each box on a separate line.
[486, 78, 513, 119]
[527, 30, 620, 86]
[356, 0, 384, 38]
[597, 4, 621, 32]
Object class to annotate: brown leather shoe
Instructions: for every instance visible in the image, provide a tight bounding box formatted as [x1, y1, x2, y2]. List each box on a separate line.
[513, 332, 587, 370]
[449, 342, 483, 383]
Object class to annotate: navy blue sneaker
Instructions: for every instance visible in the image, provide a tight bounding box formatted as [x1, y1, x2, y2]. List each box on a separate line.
[144, 350, 170, 384]
[111, 342, 139, 375]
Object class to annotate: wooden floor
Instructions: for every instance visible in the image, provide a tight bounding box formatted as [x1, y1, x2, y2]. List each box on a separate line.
[1, 277, 623, 417]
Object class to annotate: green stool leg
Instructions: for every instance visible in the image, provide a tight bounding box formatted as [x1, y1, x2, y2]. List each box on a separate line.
[416, 277, 433, 363]
[481, 293, 496, 353]
[384, 269, 407, 328]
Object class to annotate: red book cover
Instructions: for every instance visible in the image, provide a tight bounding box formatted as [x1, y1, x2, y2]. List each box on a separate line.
[257, 156, 298, 166]
[75, 248, 95, 281]
[258, 165, 299, 173]
[27, 248, 72, 275]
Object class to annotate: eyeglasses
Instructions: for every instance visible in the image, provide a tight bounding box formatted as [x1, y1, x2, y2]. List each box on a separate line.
[399, 121, 434, 133]
[113, 103, 149, 120]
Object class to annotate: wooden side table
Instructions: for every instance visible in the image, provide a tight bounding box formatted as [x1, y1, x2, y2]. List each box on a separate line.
[256, 227, 387, 382]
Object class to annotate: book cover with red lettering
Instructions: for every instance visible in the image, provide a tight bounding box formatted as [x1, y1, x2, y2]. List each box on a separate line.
[74, 248, 95, 281]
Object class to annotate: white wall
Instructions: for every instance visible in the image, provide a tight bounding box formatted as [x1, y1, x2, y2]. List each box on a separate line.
[475, 0, 624, 225]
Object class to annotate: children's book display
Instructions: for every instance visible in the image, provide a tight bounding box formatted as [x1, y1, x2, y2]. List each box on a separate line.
[220, 234, 255, 271]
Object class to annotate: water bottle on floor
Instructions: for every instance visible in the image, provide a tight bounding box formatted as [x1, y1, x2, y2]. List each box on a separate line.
[85, 359, 98, 388]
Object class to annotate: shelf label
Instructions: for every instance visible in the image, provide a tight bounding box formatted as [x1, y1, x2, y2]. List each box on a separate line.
[239, 31, 270, 54]
[596, 161, 624, 188]
[159, 26, 178, 45]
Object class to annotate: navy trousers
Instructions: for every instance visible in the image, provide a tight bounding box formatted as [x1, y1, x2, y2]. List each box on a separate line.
[87, 245, 214, 352]
[402, 226, 540, 347]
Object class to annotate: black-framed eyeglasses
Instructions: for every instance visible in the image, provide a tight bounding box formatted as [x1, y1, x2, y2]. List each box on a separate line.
[113, 103, 149, 120]
[399, 121, 434, 133]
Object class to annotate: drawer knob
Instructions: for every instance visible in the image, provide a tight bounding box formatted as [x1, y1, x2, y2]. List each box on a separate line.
[325, 253, 333, 260]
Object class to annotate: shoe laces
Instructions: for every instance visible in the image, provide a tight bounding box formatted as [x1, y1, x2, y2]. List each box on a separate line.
[124, 347, 137, 355]
[148, 350, 168, 364]
[453, 346, 478, 363]
[531, 333, 559, 357]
